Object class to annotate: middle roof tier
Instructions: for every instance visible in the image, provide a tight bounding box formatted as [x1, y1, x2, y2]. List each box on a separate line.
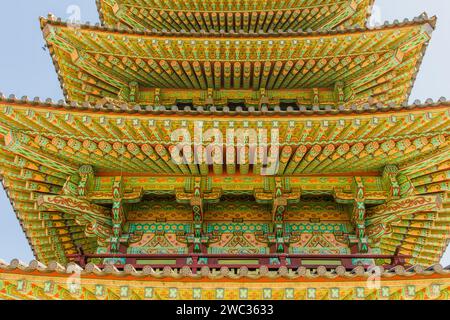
[41, 15, 434, 107]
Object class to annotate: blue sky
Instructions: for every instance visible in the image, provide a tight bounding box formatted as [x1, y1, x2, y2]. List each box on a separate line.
[0, 0, 449, 265]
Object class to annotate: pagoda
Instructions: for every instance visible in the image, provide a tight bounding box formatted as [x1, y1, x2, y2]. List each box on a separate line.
[0, 0, 450, 300]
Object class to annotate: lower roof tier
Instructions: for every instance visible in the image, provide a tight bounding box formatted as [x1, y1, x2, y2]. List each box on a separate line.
[96, 0, 374, 32]
[0, 261, 449, 300]
[41, 15, 434, 106]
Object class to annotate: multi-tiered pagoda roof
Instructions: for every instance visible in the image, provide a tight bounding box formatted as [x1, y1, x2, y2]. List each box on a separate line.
[0, 0, 449, 300]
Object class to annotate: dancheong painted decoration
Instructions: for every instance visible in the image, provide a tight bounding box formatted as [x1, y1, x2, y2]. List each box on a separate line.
[0, 0, 450, 300]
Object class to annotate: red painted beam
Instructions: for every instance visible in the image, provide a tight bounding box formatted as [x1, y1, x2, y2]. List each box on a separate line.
[67, 253, 411, 271]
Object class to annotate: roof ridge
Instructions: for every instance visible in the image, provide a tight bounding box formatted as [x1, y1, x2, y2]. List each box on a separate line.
[0, 93, 448, 116]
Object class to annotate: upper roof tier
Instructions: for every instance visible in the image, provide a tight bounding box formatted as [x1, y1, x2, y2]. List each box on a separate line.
[96, 0, 375, 32]
[41, 14, 434, 107]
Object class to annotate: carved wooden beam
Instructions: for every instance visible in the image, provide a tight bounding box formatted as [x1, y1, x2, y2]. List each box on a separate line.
[366, 195, 443, 242]
[175, 177, 223, 252]
[382, 165, 401, 200]
[109, 176, 126, 253]
[77, 165, 94, 197]
[254, 177, 301, 253]
[345, 177, 369, 253]
[36, 195, 112, 246]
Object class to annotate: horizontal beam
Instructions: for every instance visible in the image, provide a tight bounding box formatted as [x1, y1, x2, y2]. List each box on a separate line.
[68, 253, 412, 259]
[68, 252, 412, 271]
